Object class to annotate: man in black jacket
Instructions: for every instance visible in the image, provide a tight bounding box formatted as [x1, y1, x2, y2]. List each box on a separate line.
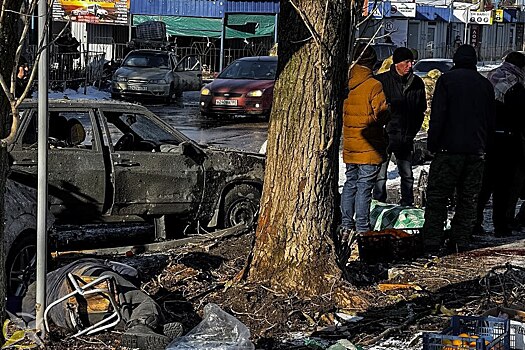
[475, 51, 525, 237]
[423, 44, 495, 253]
[373, 47, 426, 206]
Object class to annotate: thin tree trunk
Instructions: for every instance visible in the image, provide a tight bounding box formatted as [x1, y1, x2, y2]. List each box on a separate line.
[0, 0, 24, 334]
[248, 0, 351, 297]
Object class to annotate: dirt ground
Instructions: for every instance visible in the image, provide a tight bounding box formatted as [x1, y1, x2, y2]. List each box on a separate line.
[35, 226, 525, 350]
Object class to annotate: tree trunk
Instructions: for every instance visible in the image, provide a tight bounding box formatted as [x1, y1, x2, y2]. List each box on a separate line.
[0, 0, 24, 332]
[248, 0, 351, 297]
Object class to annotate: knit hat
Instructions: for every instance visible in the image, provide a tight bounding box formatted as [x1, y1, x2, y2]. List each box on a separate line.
[392, 47, 414, 64]
[505, 51, 525, 69]
[453, 44, 477, 68]
[353, 43, 377, 69]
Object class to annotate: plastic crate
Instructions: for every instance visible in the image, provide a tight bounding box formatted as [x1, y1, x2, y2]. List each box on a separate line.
[136, 21, 166, 41]
[356, 229, 421, 263]
[422, 316, 511, 350]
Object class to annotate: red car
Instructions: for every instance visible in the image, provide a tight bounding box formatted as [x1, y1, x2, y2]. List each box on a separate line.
[200, 56, 277, 118]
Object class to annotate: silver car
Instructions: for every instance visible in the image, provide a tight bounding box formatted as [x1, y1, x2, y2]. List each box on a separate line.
[111, 50, 202, 102]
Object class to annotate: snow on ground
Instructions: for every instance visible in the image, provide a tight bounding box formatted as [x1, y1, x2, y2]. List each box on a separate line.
[35, 86, 112, 100]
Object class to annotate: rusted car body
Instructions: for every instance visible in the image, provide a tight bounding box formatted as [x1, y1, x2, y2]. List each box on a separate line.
[9, 100, 265, 238]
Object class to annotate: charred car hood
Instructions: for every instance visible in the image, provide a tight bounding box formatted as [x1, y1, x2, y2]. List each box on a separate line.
[207, 79, 274, 93]
[203, 146, 265, 178]
[114, 67, 170, 80]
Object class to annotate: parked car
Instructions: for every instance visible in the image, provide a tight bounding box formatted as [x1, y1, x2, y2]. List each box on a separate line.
[4, 178, 54, 310]
[9, 100, 264, 240]
[111, 50, 202, 102]
[371, 43, 396, 71]
[412, 58, 453, 77]
[199, 56, 277, 118]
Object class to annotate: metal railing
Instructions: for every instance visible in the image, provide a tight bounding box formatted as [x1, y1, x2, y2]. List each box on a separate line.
[26, 44, 106, 90]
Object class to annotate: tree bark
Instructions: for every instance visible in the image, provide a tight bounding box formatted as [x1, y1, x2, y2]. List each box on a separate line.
[248, 0, 351, 297]
[0, 0, 23, 333]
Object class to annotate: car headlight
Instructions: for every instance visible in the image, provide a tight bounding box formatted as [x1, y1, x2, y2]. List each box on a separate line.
[149, 79, 167, 84]
[247, 89, 263, 97]
[115, 76, 127, 82]
[201, 87, 211, 96]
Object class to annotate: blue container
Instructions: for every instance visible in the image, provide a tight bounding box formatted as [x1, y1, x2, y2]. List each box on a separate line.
[422, 316, 511, 350]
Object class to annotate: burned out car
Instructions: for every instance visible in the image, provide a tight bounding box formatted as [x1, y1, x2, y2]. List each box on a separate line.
[4, 179, 54, 310]
[9, 100, 265, 240]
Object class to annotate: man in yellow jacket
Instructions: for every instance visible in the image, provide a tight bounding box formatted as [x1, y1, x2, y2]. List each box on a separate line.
[340, 44, 389, 249]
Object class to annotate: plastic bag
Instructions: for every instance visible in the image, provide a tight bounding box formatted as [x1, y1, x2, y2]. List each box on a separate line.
[166, 303, 255, 350]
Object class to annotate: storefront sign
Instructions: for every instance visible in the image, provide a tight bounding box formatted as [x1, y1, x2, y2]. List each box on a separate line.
[468, 11, 493, 25]
[52, 0, 130, 25]
[470, 24, 482, 46]
[494, 9, 504, 22]
[389, 3, 416, 18]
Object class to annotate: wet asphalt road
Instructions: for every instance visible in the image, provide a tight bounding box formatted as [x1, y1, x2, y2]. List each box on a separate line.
[147, 91, 268, 154]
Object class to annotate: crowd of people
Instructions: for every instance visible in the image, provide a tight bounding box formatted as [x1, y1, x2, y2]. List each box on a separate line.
[340, 43, 525, 256]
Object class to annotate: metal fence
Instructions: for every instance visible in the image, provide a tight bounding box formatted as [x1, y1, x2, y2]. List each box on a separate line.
[114, 42, 273, 77]
[26, 44, 106, 90]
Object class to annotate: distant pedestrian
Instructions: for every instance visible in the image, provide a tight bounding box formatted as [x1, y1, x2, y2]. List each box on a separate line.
[423, 44, 495, 253]
[454, 35, 462, 50]
[339, 43, 389, 255]
[373, 47, 426, 206]
[15, 60, 30, 98]
[475, 51, 525, 237]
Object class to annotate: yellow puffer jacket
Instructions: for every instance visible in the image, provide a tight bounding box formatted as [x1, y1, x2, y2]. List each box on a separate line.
[342, 64, 389, 165]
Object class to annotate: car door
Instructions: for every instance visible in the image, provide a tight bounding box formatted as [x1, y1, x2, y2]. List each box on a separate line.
[97, 108, 204, 218]
[173, 55, 202, 92]
[9, 107, 107, 222]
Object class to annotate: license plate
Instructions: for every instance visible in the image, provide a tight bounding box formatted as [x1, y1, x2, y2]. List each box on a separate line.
[128, 85, 147, 91]
[215, 99, 238, 106]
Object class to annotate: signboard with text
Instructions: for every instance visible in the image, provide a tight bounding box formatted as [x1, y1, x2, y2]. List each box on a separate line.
[52, 0, 130, 25]
[468, 11, 493, 25]
[389, 3, 416, 18]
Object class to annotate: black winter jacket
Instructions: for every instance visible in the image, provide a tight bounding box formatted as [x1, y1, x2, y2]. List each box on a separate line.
[375, 65, 426, 152]
[428, 66, 495, 154]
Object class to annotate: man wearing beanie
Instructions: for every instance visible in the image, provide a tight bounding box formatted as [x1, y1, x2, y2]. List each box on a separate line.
[475, 51, 525, 237]
[339, 43, 389, 262]
[423, 44, 495, 254]
[373, 47, 426, 207]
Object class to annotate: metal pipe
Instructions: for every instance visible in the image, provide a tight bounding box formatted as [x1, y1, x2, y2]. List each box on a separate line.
[220, 14, 227, 72]
[274, 14, 278, 44]
[36, 0, 49, 335]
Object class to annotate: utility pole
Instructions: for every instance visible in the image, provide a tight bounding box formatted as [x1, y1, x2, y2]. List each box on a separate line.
[36, 0, 49, 336]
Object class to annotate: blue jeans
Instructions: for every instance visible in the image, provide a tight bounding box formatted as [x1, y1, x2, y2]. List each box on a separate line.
[373, 150, 414, 206]
[341, 163, 381, 233]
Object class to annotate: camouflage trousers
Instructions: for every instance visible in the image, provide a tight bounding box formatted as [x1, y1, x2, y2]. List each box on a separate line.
[422, 153, 484, 249]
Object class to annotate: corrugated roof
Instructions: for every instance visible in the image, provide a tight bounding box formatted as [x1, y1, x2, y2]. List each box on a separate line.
[130, 0, 279, 18]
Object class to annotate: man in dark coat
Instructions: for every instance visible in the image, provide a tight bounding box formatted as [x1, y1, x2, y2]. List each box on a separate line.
[423, 44, 495, 253]
[475, 51, 525, 237]
[373, 47, 427, 206]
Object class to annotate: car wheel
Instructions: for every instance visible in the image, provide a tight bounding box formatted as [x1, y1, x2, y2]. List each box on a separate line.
[6, 232, 37, 310]
[111, 92, 120, 100]
[222, 184, 261, 228]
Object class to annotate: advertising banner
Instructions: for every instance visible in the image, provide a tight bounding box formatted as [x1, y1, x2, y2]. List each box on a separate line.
[468, 10, 493, 25]
[52, 0, 130, 25]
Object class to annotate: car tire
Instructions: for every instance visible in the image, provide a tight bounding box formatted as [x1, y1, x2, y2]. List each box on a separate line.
[111, 92, 120, 100]
[222, 184, 261, 228]
[6, 232, 37, 311]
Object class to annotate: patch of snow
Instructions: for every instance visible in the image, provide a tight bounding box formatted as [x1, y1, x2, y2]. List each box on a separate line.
[34, 86, 112, 100]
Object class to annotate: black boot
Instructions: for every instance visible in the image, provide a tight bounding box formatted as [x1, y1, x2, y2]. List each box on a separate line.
[122, 324, 170, 350]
